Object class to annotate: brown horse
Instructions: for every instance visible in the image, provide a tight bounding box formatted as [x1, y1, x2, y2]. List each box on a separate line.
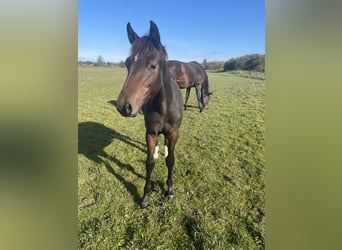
[116, 21, 183, 208]
[167, 60, 211, 112]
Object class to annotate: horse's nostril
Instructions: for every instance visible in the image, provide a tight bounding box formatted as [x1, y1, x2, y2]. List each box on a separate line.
[124, 103, 132, 115]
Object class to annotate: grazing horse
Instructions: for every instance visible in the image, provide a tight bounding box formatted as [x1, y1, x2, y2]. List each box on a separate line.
[167, 60, 211, 112]
[116, 21, 183, 208]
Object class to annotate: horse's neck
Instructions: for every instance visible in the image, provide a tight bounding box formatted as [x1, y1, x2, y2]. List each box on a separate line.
[141, 63, 172, 116]
[202, 78, 209, 96]
[152, 70, 169, 115]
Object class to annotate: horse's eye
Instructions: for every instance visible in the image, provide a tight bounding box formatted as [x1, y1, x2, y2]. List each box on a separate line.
[149, 64, 156, 70]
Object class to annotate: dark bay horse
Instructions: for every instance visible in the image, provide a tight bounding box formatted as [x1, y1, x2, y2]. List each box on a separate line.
[167, 60, 211, 112]
[116, 21, 183, 208]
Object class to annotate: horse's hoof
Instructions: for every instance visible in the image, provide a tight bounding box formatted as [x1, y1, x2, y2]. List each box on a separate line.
[141, 197, 149, 208]
[167, 192, 174, 200]
[141, 201, 149, 208]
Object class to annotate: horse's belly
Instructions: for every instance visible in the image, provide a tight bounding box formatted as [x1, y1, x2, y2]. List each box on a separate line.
[176, 78, 187, 88]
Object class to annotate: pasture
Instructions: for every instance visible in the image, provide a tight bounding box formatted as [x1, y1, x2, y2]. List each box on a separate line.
[78, 66, 265, 249]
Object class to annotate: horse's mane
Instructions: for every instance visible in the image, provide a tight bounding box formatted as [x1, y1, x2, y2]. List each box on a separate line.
[202, 77, 210, 96]
[130, 36, 168, 60]
[189, 61, 201, 66]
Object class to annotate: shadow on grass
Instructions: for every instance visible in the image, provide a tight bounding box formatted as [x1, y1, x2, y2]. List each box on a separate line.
[184, 104, 199, 110]
[107, 100, 117, 107]
[182, 215, 205, 250]
[78, 121, 145, 203]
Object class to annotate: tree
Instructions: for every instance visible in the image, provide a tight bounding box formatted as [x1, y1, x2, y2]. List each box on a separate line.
[223, 54, 265, 72]
[118, 60, 125, 68]
[95, 55, 105, 67]
[201, 59, 208, 70]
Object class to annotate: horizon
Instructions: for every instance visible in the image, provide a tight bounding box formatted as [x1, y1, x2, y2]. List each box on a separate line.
[78, 53, 265, 64]
[79, 1, 264, 63]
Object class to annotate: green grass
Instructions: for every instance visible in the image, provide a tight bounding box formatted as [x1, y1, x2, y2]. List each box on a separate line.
[78, 66, 265, 249]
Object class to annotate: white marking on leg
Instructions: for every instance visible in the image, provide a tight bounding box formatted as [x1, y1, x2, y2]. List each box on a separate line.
[164, 145, 168, 158]
[153, 145, 159, 159]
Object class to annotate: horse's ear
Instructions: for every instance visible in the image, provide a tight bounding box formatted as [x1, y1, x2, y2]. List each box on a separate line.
[149, 20, 161, 46]
[127, 22, 139, 44]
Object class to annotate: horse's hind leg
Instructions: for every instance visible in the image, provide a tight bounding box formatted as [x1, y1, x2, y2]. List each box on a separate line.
[142, 133, 158, 208]
[165, 130, 179, 199]
[184, 87, 191, 110]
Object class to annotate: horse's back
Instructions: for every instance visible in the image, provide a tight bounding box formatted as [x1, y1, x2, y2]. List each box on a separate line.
[167, 60, 185, 80]
[189, 61, 207, 82]
[167, 60, 196, 88]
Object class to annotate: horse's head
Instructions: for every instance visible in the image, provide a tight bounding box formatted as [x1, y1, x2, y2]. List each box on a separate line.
[117, 21, 167, 117]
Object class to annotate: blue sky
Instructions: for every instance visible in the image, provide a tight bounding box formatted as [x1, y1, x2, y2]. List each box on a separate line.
[78, 0, 264, 63]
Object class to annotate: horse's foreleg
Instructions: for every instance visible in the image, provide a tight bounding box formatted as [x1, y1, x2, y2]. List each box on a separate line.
[164, 136, 168, 158]
[165, 130, 178, 199]
[153, 138, 159, 159]
[142, 133, 158, 208]
[195, 85, 203, 112]
[155, 136, 169, 158]
[184, 87, 191, 110]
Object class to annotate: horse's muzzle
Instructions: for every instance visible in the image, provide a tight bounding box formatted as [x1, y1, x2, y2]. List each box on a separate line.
[117, 102, 133, 117]
[116, 102, 138, 117]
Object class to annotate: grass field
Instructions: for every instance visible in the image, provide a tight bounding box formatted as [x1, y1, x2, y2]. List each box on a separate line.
[78, 66, 265, 249]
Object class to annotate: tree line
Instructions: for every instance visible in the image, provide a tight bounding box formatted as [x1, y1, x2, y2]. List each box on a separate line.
[223, 54, 264, 72]
[79, 54, 265, 72]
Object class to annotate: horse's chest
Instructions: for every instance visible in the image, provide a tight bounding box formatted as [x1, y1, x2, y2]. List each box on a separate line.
[144, 112, 177, 135]
[144, 112, 163, 133]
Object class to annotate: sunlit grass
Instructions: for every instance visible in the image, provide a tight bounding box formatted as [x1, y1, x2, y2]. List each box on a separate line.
[78, 66, 265, 249]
